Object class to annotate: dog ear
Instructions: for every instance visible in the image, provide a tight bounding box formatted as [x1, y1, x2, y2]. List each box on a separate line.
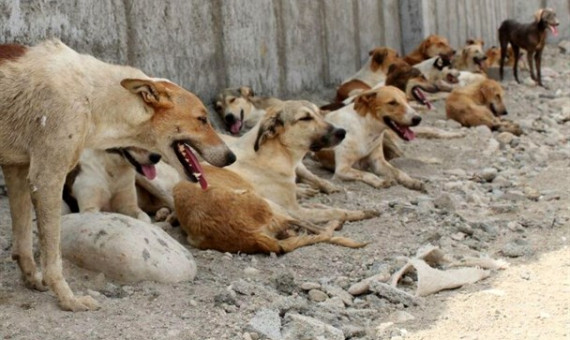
[121, 79, 172, 109]
[534, 9, 545, 22]
[353, 91, 376, 113]
[239, 86, 255, 98]
[466, 39, 475, 46]
[479, 82, 496, 102]
[253, 110, 284, 151]
[372, 50, 387, 65]
[214, 100, 223, 113]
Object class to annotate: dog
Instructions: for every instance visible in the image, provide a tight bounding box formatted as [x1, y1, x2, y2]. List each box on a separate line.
[214, 86, 282, 135]
[64, 148, 161, 222]
[174, 165, 365, 254]
[335, 47, 400, 102]
[314, 86, 425, 191]
[385, 61, 438, 110]
[452, 40, 487, 73]
[0, 40, 235, 311]
[446, 78, 522, 135]
[499, 8, 559, 87]
[404, 35, 455, 65]
[223, 100, 378, 224]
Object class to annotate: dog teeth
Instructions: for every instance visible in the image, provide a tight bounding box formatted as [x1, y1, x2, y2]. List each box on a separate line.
[193, 172, 201, 179]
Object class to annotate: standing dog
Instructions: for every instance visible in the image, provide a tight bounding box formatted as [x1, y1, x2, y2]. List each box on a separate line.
[404, 35, 455, 65]
[499, 8, 559, 86]
[0, 40, 235, 311]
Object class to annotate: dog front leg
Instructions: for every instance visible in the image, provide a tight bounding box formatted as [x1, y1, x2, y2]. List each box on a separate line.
[292, 206, 379, 224]
[512, 45, 521, 83]
[334, 165, 394, 189]
[527, 51, 536, 81]
[112, 188, 151, 223]
[368, 147, 425, 192]
[2, 165, 47, 291]
[296, 162, 341, 194]
[535, 49, 544, 87]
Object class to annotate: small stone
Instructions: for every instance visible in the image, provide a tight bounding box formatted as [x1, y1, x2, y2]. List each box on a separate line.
[496, 132, 515, 146]
[474, 125, 492, 137]
[247, 309, 282, 340]
[457, 223, 474, 236]
[308, 289, 328, 302]
[86, 289, 102, 298]
[273, 272, 296, 295]
[391, 311, 415, 323]
[523, 187, 541, 201]
[243, 267, 260, 276]
[501, 240, 532, 258]
[559, 40, 570, 54]
[434, 194, 456, 211]
[321, 296, 345, 309]
[300, 282, 321, 291]
[484, 138, 500, 156]
[322, 285, 353, 306]
[369, 282, 419, 306]
[283, 313, 344, 340]
[451, 232, 465, 241]
[479, 168, 498, 182]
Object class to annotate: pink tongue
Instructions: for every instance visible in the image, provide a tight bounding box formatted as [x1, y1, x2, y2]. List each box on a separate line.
[402, 127, 416, 141]
[414, 88, 432, 110]
[550, 25, 559, 36]
[230, 120, 242, 135]
[183, 145, 208, 190]
[141, 164, 157, 180]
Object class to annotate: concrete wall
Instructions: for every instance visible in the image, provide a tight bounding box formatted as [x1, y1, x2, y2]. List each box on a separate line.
[0, 0, 567, 102]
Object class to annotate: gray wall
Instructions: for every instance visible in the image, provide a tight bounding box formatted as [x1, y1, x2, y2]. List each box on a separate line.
[0, 0, 568, 102]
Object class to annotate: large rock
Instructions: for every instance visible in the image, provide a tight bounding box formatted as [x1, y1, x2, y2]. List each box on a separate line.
[282, 313, 344, 340]
[61, 213, 196, 283]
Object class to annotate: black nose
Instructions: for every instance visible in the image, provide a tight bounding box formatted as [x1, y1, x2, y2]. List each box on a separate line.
[225, 114, 236, 124]
[334, 128, 346, 141]
[225, 152, 236, 166]
[149, 153, 161, 164]
[502, 110, 508, 116]
[412, 116, 422, 126]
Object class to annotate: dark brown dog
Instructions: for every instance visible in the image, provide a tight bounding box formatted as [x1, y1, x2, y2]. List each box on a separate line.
[499, 8, 559, 87]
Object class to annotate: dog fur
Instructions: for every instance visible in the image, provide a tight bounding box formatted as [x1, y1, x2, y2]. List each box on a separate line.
[452, 41, 487, 73]
[385, 61, 438, 109]
[446, 78, 522, 135]
[499, 8, 559, 86]
[404, 35, 455, 65]
[0, 40, 235, 311]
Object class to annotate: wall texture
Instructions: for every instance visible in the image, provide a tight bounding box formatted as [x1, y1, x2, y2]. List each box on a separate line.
[0, 0, 567, 102]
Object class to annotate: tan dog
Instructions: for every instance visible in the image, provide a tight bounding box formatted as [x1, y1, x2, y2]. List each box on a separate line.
[64, 148, 161, 222]
[0, 40, 235, 311]
[485, 45, 528, 70]
[174, 165, 364, 254]
[446, 79, 522, 135]
[452, 41, 488, 73]
[224, 100, 378, 224]
[335, 47, 400, 102]
[214, 86, 282, 135]
[315, 87, 424, 191]
[404, 35, 455, 65]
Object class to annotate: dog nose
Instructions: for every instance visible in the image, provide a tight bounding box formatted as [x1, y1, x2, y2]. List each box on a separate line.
[502, 110, 508, 116]
[334, 128, 346, 141]
[149, 153, 161, 164]
[225, 151, 237, 166]
[451, 49, 456, 55]
[411, 116, 422, 126]
[225, 113, 236, 124]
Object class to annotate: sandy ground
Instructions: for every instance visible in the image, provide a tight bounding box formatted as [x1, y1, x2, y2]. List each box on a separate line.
[0, 46, 569, 340]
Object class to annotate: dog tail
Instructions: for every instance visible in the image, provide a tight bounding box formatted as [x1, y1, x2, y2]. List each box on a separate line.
[328, 236, 368, 249]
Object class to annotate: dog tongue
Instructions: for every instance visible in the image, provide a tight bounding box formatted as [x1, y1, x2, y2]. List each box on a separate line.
[550, 25, 559, 37]
[141, 164, 157, 180]
[402, 127, 416, 141]
[230, 120, 242, 135]
[414, 88, 433, 110]
[183, 144, 208, 190]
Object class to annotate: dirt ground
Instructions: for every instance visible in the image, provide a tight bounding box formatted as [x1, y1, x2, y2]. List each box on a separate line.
[0, 46, 569, 340]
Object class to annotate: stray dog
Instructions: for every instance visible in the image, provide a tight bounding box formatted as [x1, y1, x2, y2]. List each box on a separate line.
[0, 40, 235, 311]
[314, 87, 425, 191]
[224, 100, 379, 224]
[64, 148, 161, 222]
[385, 61, 438, 109]
[335, 47, 400, 102]
[404, 35, 455, 65]
[214, 86, 282, 135]
[499, 8, 559, 86]
[485, 46, 529, 70]
[446, 78, 522, 135]
[452, 41, 487, 73]
[174, 165, 365, 254]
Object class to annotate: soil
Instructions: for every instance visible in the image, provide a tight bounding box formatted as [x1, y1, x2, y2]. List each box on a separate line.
[0, 46, 569, 340]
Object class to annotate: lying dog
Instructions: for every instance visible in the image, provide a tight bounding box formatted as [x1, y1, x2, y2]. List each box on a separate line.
[335, 47, 400, 102]
[499, 8, 559, 86]
[64, 148, 161, 222]
[174, 165, 364, 254]
[315, 86, 424, 191]
[223, 100, 378, 224]
[214, 86, 282, 135]
[0, 40, 235, 311]
[486, 45, 529, 70]
[385, 61, 437, 110]
[404, 34, 455, 65]
[446, 78, 522, 135]
[452, 40, 487, 73]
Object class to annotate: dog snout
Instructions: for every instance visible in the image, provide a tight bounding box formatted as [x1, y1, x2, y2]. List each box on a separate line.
[225, 151, 237, 166]
[149, 153, 161, 164]
[334, 128, 346, 141]
[411, 116, 422, 126]
[225, 113, 236, 124]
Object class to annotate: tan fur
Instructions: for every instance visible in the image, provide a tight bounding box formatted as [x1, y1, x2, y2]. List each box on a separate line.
[0, 40, 234, 311]
[174, 165, 365, 254]
[404, 35, 455, 65]
[485, 46, 528, 70]
[446, 79, 522, 135]
[315, 87, 425, 191]
[453, 43, 487, 73]
[385, 61, 438, 105]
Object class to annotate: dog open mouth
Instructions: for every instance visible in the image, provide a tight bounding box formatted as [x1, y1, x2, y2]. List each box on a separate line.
[473, 56, 487, 70]
[549, 23, 559, 36]
[384, 117, 415, 141]
[228, 110, 245, 135]
[411, 86, 433, 110]
[173, 142, 208, 190]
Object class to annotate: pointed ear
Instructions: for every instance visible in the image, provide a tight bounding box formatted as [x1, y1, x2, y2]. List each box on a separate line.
[253, 110, 284, 152]
[239, 86, 255, 98]
[353, 91, 376, 113]
[121, 79, 172, 108]
[466, 39, 475, 46]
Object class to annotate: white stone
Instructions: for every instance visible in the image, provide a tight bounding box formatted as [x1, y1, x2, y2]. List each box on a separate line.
[283, 313, 344, 340]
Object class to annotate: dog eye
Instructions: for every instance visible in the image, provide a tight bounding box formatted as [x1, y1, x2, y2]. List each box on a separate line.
[198, 116, 208, 124]
[229, 97, 236, 104]
[299, 116, 313, 121]
[388, 100, 398, 106]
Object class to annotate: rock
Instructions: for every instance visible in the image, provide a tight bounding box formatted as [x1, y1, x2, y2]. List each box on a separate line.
[231, 279, 257, 296]
[444, 168, 467, 177]
[247, 309, 282, 340]
[369, 281, 419, 307]
[214, 291, 238, 307]
[391, 311, 415, 323]
[282, 313, 344, 340]
[270, 295, 309, 314]
[479, 168, 498, 182]
[348, 271, 391, 296]
[308, 289, 328, 302]
[559, 40, 570, 54]
[243, 267, 260, 276]
[61, 213, 196, 283]
[501, 240, 533, 258]
[483, 138, 500, 156]
[341, 325, 366, 338]
[273, 272, 296, 295]
[523, 187, 541, 201]
[434, 194, 456, 211]
[495, 132, 515, 146]
[321, 296, 345, 309]
[300, 282, 321, 291]
[322, 285, 353, 306]
[474, 125, 492, 138]
[445, 119, 462, 129]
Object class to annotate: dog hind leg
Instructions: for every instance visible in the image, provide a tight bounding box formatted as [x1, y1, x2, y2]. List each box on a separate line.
[535, 49, 544, 87]
[498, 31, 509, 80]
[511, 45, 521, 83]
[527, 51, 536, 81]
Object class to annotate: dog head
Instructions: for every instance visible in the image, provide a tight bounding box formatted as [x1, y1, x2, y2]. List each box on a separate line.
[214, 86, 256, 135]
[460, 44, 487, 72]
[121, 78, 235, 190]
[419, 35, 455, 60]
[441, 67, 460, 84]
[253, 100, 346, 154]
[385, 61, 436, 109]
[353, 86, 421, 141]
[478, 79, 507, 117]
[466, 38, 485, 48]
[535, 8, 559, 36]
[368, 47, 400, 74]
[433, 56, 452, 70]
[106, 147, 162, 180]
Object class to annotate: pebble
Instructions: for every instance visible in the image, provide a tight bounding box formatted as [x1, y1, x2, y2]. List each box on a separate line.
[434, 194, 456, 211]
[243, 267, 260, 276]
[300, 282, 321, 291]
[495, 132, 515, 146]
[308, 289, 328, 302]
[369, 282, 419, 307]
[323, 285, 353, 306]
[247, 309, 282, 340]
[501, 240, 532, 258]
[479, 168, 498, 182]
[391, 311, 416, 323]
[282, 313, 344, 340]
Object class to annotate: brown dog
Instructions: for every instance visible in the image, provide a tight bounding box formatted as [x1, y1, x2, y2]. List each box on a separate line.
[446, 79, 522, 135]
[385, 60, 438, 109]
[499, 8, 559, 86]
[404, 35, 455, 65]
[453, 40, 487, 73]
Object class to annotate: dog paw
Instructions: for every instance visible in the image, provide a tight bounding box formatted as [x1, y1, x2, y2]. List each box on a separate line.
[154, 207, 171, 222]
[319, 181, 342, 194]
[296, 185, 320, 199]
[23, 272, 48, 292]
[404, 180, 426, 192]
[362, 209, 381, 219]
[59, 295, 100, 312]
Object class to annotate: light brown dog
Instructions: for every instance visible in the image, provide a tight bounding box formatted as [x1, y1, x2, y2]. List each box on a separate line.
[174, 165, 364, 254]
[335, 47, 400, 102]
[0, 40, 234, 311]
[452, 41, 487, 73]
[446, 79, 522, 135]
[485, 45, 528, 70]
[404, 35, 455, 65]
